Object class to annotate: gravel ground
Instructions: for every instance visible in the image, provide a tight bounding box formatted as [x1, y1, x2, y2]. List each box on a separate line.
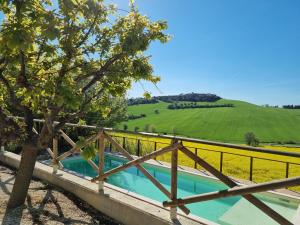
[0, 163, 122, 225]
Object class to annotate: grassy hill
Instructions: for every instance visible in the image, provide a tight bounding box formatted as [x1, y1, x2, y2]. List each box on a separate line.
[120, 99, 300, 144]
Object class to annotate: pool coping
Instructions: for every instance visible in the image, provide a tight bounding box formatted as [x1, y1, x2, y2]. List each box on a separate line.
[0, 151, 218, 225]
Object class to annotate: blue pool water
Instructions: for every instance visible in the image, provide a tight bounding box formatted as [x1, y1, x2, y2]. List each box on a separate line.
[62, 154, 298, 224]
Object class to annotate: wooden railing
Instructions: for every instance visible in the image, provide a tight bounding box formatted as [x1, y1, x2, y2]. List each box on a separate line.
[2, 117, 296, 224]
[38, 124, 300, 225]
[29, 117, 300, 182]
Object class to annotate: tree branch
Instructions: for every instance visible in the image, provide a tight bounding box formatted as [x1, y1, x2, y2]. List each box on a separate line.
[0, 108, 24, 144]
[0, 64, 24, 111]
[81, 53, 124, 92]
[75, 15, 98, 49]
[16, 51, 31, 90]
[53, 87, 104, 133]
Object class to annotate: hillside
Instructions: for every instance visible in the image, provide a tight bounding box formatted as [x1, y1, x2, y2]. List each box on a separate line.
[120, 99, 300, 144]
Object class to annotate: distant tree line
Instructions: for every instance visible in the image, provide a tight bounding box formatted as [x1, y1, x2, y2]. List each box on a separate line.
[126, 114, 147, 120]
[262, 104, 279, 108]
[282, 105, 300, 109]
[127, 93, 222, 105]
[167, 102, 234, 110]
[127, 98, 159, 105]
[155, 93, 221, 103]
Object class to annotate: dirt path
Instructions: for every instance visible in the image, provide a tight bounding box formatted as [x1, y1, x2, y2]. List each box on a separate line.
[0, 163, 122, 225]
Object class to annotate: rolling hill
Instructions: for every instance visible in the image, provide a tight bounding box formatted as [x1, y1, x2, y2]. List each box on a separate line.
[120, 99, 300, 144]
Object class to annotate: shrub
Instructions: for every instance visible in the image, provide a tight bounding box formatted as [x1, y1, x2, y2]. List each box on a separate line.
[154, 109, 159, 114]
[172, 127, 178, 136]
[134, 126, 140, 132]
[127, 114, 147, 120]
[123, 124, 128, 131]
[245, 132, 260, 147]
[127, 98, 159, 106]
[144, 124, 151, 132]
[151, 125, 157, 133]
[285, 140, 297, 145]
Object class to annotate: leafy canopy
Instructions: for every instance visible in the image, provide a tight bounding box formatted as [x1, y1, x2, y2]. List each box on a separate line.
[0, 0, 169, 147]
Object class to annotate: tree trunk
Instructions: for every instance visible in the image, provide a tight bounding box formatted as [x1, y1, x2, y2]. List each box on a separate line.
[7, 143, 39, 209]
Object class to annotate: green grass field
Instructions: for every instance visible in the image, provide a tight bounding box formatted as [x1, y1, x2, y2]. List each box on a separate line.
[121, 99, 300, 144]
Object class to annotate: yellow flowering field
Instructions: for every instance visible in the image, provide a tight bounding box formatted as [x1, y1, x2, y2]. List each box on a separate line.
[107, 131, 300, 192]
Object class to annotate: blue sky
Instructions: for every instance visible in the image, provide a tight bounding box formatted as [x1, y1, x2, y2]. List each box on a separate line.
[1, 1, 299, 105]
[114, 0, 300, 105]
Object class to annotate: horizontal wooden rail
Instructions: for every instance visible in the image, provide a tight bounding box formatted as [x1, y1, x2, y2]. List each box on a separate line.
[164, 176, 300, 207]
[91, 142, 181, 181]
[179, 146, 293, 225]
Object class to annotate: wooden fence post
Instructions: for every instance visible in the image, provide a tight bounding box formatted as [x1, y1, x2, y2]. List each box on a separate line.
[170, 140, 178, 220]
[0, 145, 4, 153]
[53, 136, 58, 174]
[98, 132, 105, 193]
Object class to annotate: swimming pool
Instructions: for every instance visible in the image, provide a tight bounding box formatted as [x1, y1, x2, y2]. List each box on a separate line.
[62, 154, 299, 225]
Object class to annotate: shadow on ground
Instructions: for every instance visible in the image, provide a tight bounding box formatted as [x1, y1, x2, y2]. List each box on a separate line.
[0, 163, 121, 225]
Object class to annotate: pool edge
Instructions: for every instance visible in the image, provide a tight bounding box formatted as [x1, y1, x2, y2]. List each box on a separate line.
[0, 151, 217, 225]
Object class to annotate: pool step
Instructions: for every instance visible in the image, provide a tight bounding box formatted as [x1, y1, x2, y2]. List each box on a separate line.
[293, 204, 300, 225]
[218, 198, 296, 225]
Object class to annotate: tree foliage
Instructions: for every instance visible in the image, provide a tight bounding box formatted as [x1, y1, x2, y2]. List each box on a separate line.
[127, 97, 159, 105]
[167, 102, 233, 110]
[282, 105, 300, 109]
[126, 113, 146, 120]
[155, 93, 221, 103]
[244, 132, 260, 147]
[85, 96, 128, 127]
[0, 0, 169, 148]
[127, 93, 221, 105]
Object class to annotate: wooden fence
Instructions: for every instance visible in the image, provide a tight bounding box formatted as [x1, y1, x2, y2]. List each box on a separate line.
[35, 124, 300, 225]
[29, 117, 300, 183]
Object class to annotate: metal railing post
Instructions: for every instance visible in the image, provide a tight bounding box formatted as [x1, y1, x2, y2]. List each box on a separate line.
[137, 139, 141, 156]
[154, 141, 157, 160]
[285, 162, 289, 178]
[220, 152, 223, 172]
[123, 137, 126, 149]
[194, 148, 198, 169]
[250, 157, 254, 181]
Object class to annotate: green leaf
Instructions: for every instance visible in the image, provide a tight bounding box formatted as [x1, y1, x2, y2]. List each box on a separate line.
[80, 144, 97, 160]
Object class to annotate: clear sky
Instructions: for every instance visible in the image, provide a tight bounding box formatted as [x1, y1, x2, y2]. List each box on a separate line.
[1, 1, 299, 105]
[114, 0, 300, 105]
